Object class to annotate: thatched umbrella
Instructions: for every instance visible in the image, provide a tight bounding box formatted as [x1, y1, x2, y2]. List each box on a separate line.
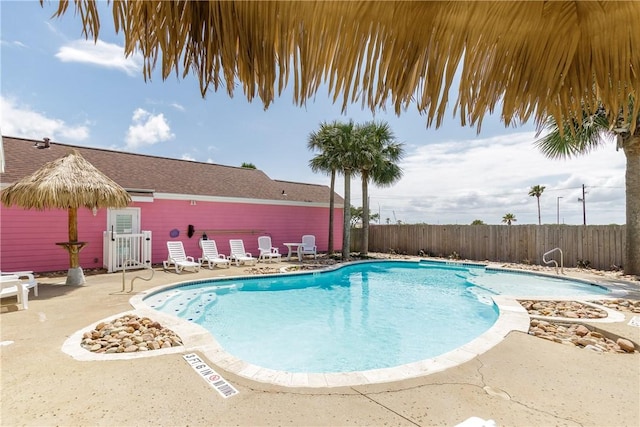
[43, 1, 639, 131]
[1, 150, 131, 285]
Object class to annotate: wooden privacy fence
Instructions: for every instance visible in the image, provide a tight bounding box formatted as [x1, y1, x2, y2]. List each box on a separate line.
[351, 224, 627, 270]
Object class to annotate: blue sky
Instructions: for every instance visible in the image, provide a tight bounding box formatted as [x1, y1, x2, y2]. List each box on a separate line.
[1, 1, 626, 225]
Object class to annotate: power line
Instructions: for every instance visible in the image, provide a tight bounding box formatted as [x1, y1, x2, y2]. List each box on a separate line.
[370, 186, 584, 200]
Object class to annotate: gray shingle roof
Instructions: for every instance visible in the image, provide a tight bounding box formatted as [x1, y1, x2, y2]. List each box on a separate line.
[1, 136, 343, 205]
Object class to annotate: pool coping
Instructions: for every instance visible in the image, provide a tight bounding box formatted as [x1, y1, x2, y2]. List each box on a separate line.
[60, 260, 629, 388]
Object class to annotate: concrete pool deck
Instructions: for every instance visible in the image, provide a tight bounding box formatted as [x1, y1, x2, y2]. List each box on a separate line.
[1, 258, 639, 426]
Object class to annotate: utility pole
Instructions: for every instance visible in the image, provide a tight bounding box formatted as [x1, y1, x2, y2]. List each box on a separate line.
[557, 196, 563, 224]
[578, 184, 587, 225]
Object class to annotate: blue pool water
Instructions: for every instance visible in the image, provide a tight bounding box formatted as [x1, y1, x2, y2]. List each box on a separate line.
[146, 260, 610, 373]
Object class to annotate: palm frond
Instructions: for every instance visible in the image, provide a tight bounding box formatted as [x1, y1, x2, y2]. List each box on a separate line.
[535, 111, 611, 159]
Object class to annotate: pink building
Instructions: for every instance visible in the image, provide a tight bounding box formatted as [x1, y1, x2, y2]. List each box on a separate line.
[0, 136, 344, 273]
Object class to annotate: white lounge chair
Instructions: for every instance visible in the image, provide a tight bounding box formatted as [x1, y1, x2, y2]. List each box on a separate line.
[1, 271, 38, 296]
[455, 417, 497, 427]
[163, 241, 201, 273]
[257, 236, 282, 263]
[300, 235, 317, 259]
[229, 239, 257, 266]
[199, 239, 231, 269]
[1, 274, 29, 310]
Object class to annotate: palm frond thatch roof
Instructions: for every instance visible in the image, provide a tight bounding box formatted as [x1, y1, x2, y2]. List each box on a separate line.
[46, 1, 640, 130]
[1, 150, 131, 210]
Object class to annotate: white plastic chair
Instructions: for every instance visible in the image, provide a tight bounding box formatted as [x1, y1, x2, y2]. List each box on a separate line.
[199, 239, 231, 269]
[300, 235, 317, 259]
[163, 241, 201, 273]
[1, 274, 29, 310]
[229, 239, 257, 266]
[1, 271, 37, 296]
[257, 236, 282, 263]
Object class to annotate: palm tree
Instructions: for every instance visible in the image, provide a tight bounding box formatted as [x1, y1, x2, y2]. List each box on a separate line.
[335, 121, 360, 261]
[352, 121, 404, 255]
[535, 107, 639, 275]
[528, 185, 546, 225]
[308, 121, 344, 256]
[308, 120, 357, 260]
[502, 213, 517, 225]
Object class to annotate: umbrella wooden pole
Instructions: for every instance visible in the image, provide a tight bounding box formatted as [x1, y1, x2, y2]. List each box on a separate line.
[59, 207, 86, 286]
[68, 207, 79, 268]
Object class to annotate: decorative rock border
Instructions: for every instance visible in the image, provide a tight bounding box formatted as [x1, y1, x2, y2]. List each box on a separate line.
[528, 319, 636, 353]
[520, 300, 608, 319]
[592, 298, 640, 313]
[81, 314, 183, 354]
[519, 299, 638, 354]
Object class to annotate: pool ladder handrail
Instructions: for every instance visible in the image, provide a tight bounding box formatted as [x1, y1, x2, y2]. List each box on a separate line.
[120, 259, 154, 293]
[542, 247, 564, 275]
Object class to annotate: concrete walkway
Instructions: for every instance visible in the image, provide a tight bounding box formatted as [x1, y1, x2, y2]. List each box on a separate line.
[1, 261, 639, 426]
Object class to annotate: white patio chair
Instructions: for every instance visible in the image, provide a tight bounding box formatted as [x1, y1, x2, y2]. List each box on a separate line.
[300, 235, 317, 259]
[1, 271, 38, 296]
[1, 274, 29, 310]
[257, 236, 282, 263]
[228, 239, 257, 266]
[199, 239, 231, 269]
[163, 241, 201, 273]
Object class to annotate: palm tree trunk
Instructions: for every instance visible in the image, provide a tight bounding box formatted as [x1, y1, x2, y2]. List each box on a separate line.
[328, 169, 336, 255]
[361, 171, 369, 256]
[537, 197, 542, 225]
[624, 135, 640, 276]
[342, 170, 352, 260]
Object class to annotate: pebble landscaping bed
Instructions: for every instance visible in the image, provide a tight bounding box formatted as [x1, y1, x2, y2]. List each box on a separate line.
[592, 298, 640, 313]
[519, 300, 609, 319]
[521, 299, 639, 354]
[81, 314, 183, 354]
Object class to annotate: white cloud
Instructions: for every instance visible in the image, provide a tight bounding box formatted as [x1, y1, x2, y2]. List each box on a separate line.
[44, 21, 63, 37]
[0, 96, 90, 142]
[55, 39, 142, 76]
[171, 103, 185, 112]
[354, 131, 626, 225]
[124, 108, 174, 149]
[0, 40, 27, 48]
[181, 153, 196, 161]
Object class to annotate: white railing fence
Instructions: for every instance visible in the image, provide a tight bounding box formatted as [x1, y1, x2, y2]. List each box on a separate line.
[103, 231, 152, 273]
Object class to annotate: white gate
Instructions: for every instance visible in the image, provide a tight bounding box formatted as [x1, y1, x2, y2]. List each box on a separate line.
[103, 231, 152, 273]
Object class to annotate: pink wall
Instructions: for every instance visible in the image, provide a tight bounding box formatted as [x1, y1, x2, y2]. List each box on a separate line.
[0, 207, 107, 272]
[0, 199, 344, 273]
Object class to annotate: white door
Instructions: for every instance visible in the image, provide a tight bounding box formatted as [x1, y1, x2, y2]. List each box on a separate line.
[105, 208, 142, 271]
[108, 208, 141, 235]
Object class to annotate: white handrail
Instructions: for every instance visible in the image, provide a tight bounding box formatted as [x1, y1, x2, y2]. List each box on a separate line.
[120, 260, 154, 293]
[542, 247, 564, 275]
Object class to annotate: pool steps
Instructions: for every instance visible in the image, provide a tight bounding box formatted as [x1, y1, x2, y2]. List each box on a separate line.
[465, 286, 495, 306]
[149, 284, 242, 322]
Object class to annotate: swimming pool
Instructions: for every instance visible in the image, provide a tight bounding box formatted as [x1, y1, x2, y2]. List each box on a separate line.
[144, 260, 611, 375]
